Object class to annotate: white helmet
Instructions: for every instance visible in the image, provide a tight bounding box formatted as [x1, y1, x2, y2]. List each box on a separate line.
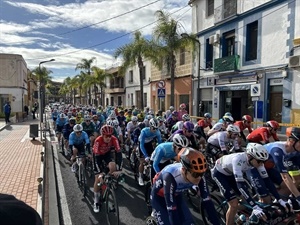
[109, 111, 116, 118]
[149, 118, 158, 128]
[113, 120, 119, 127]
[73, 124, 83, 132]
[226, 124, 240, 133]
[246, 143, 269, 161]
[182, 114, 190, 121]
[106, 119, 115, 127]
[131, 116, 138, 122]
[173, 134, 189, 148]
[59, 113, 66, 119]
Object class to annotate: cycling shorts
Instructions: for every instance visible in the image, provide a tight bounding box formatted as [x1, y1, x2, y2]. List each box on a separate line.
[56, 125, 63, 133]
[73, 143, 86, 155]
[95, 152, 112, 173]
[265, 167, 283, 186]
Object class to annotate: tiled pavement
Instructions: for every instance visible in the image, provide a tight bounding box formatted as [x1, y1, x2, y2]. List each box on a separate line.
[0, 119, 43, 213]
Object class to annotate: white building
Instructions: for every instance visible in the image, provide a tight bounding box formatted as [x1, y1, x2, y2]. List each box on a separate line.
[189, 0, 300, 126]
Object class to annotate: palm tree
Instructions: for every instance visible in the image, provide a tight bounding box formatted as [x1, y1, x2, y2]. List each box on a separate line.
[152, 10, 191, 106]
[114, 31, 151, 110]
[74, 72, 88, 105]
[91, 66, 108, 106]
[75, 57, 96, 105]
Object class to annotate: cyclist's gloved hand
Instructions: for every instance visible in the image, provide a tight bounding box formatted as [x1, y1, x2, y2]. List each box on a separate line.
[145, 157, 150, 163]
[276, 199, 292, 213]
[251, 205, 265, 219]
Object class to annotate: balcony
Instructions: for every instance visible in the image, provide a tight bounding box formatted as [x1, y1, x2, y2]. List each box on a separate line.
[214, 55, 240, 74]
[214, 1, 238, 24]
[105, 87, 125, 94]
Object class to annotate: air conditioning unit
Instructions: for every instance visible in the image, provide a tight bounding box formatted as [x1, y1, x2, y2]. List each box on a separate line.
[209, 34, 220, 45]
[289, 55, 300, 68]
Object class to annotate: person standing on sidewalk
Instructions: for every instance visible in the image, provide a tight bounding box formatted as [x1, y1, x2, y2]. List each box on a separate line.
[3, 101, 11, 124]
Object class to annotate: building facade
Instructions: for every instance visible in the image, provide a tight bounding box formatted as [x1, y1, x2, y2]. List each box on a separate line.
[189, 0, 300, 126]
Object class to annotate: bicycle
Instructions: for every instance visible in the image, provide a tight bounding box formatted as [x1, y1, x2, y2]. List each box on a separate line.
[74, 155, 88, 196]
[97, 173, 120, 225]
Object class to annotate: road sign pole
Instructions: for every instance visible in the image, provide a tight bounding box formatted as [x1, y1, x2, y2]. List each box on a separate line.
[255, 100, 258, 129]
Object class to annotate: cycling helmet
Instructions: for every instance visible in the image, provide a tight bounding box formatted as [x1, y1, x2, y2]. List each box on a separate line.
[204, 113, 212, 119]
[132, 110, 138, 116]
[286, 127, 300, 141]
[146, 115, 153, 120]
[149, 118, 158, 128]
[172, 111, 179, 117]
[246, 143, 269, 161]
[101, 125, 114, 135]
[222, 115, 234, 123]
[113, 120, 119, 127]
[169, 106, 174, 111]
[77, 112, 82, 117]
[59, 113, 66, 119]
[69, 117, 76, 124]
[84, 115, 91, 121]
[179, 147, 207, 173]
[131, 116, 138, 122]
[180, 103, 186, 109]
[182, 114, 190, 121]
[242, 115, 252, 122]
[266, 120, 279, 130]
[73, 124, 83, 132]
[156, 116, 164, 122]
[106, 119, 114, 127]
[109, 111, 116, 118]
[183, 121, 194, 131]
[173, 134, 189, 148]
[224, 112, 232, 117]
[138, 122, 146, 130]
[226, 124, 240, 133]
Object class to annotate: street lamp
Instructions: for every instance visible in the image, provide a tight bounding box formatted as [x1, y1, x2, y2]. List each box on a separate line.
[38, 59, 55, 138]
[181, 33, 201, 117]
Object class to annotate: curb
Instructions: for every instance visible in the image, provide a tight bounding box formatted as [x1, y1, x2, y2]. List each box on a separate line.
[0, 124, 9, 131]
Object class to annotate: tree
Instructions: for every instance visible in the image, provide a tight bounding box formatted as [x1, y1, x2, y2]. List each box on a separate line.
[91, 66, 108, 106]
[75, 57, 96, 105]
[114, 31, 151, 110]
[152, 10, 190, 107]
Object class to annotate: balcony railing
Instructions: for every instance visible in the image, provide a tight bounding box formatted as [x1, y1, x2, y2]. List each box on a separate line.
[214, 55, 240, 73]
[105, 87, 125, 94]
[214, 2, 237, 24]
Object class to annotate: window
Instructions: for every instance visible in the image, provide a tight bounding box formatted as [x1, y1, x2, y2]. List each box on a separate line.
[117, 96, 122, 106]
[142, 66, 146, 80]
[179, 47, 185, 65]
[129, 70, 133, 83]
[207, 0, 214, 17]
[246, 21, 258, 61]
[205, 38, 213, 69]
[224, 0, 237, 19]
[222, 30, 235, 57]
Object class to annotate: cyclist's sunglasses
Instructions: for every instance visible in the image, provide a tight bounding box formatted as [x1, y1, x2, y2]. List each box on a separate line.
[152, 127, 157, 130]
[86, 120, 91, 122]
[75, 131, 82, 134]
[189, 170, 205, 178]
[104, 135, 112, 138]
[256, 159, 266, 164]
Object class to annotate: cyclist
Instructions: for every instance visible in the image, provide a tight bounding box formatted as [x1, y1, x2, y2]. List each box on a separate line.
[207, 115, 234, 137]
[62, 117, 76, 153]
[126, 116, 139, 144]
[69, 124, 91, 172]
[263, 127, 300, 202]
[51, 109, 59, 129]
[178, 103, 188, 121]
[151, 148, 220, 225]
[234, 115, 253, 146]
[138, 118, 163, 186]
[206, 124, 241, 159]
[194, 112, 213, 150]
[81, 115, 96, 147]
[169, 121, 198, 150]
[92, 125, 122, 213]
[56, 113, 68, 149]
[211, 143, 289, 225]
[166, 111, 179, 134]
[157, 116, 167, 139]
[170, 113, 190, 134]
[150, 134, 189, 182]
[75, 112, 83, 124]
[246, 120, 280, 144]
[218, 112, 233, 122]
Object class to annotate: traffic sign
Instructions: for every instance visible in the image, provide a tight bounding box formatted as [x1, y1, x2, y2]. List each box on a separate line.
[157, 80, 165, 88]
[157, 88, 166, 98]
[250, 84, 261, 97]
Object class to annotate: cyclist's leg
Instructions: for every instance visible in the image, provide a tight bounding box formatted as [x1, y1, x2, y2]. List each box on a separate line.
[267, 167, 290, 197]
[151, 195, 171, 225]
[176, 194, 195, 225]
[138, 142, 154, 185]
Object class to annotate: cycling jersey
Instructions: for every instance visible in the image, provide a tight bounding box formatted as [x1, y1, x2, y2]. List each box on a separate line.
[246, 127, 279, 143]
[56, 118, 67, 128]
[75, 117, 83, 124]
[197, 119, 212, 129]
[63, 123, 74, 139]
[166, 116, 178, 131]
[139, 127, 162, 158]
[207, 131, 239, 152]
[210, 122, 225, 132]
[69, 131, 90, 153]
[126, 121, 138, 133]
[150, 142, 176, 173]
[82, 122, 96, 136]
[177, 109, 188, 121]
[52, 112, 59, 121]
[171, 121, 184, 134]
[169, 130, 198, 150]
[93, 135, 120, 155]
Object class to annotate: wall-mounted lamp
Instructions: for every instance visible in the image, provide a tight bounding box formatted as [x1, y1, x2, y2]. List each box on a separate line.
[283, 99, 291, 107]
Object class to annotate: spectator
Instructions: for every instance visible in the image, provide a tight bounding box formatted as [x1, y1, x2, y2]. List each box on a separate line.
[32, 106, 36, 119]
[3, 101, 11, 124]
[0, 193, 43, 225]
[24, 105, 29, 116]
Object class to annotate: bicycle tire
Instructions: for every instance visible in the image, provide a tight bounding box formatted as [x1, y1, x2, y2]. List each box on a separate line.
[144, 182, 152, 215]
[145, 216, 157, 225]
[85, 158, 94, 179]
[134, 158, 140, 182]
[105, 188, 119, 225]
[79, 162, 87, 196]
[201, 194, 227, 225]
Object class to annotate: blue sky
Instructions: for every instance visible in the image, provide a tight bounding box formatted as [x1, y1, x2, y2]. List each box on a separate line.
[0, 0, 192, 82]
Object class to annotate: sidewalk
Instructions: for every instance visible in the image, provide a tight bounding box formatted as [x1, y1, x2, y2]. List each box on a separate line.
[0, 117, 43, 215]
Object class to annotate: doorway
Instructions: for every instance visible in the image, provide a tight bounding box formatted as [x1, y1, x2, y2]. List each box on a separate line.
[269, 92, 282, 123]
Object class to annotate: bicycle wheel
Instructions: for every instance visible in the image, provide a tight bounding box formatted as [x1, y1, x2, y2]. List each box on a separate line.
[144, 182, 152, 215]
[186, 188, 200, 212]
[85, 158, 94, 179]
[201, 194, 227, 225]
[79, 162, 87, 196]
[134, 158, 140, 182]
[145, 216, 157, 225]
[105, 188, 119, 225]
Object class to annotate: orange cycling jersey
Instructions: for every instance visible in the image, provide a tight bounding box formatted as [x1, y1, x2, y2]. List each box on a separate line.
[197, 119, 212, 128]
[234, 121, 253, 132]
[93, 135, 120, 155]
[246, 127, 278, 143]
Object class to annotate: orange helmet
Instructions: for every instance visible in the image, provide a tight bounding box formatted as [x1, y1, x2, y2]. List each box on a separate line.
[286, 127, 300, 141]
[178, 147, 207, 173]
[101, 125, 113, 135]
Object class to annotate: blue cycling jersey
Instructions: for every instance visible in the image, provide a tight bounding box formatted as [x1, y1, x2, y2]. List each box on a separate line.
[151, 142, 176, 173]
[52, 112, 59, 120]
[139, 127, 162, 158]
[69, 131, 90, 146]
[56, 118, 67, 127]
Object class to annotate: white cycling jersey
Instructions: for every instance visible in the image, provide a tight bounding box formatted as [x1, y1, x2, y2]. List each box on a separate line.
[207, 131, 239, 151]
[215, 152, 268, 182]
[126, 121, 138, 133]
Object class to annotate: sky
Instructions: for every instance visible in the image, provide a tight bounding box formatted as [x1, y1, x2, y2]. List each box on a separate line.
[0, 0, 192, 82]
